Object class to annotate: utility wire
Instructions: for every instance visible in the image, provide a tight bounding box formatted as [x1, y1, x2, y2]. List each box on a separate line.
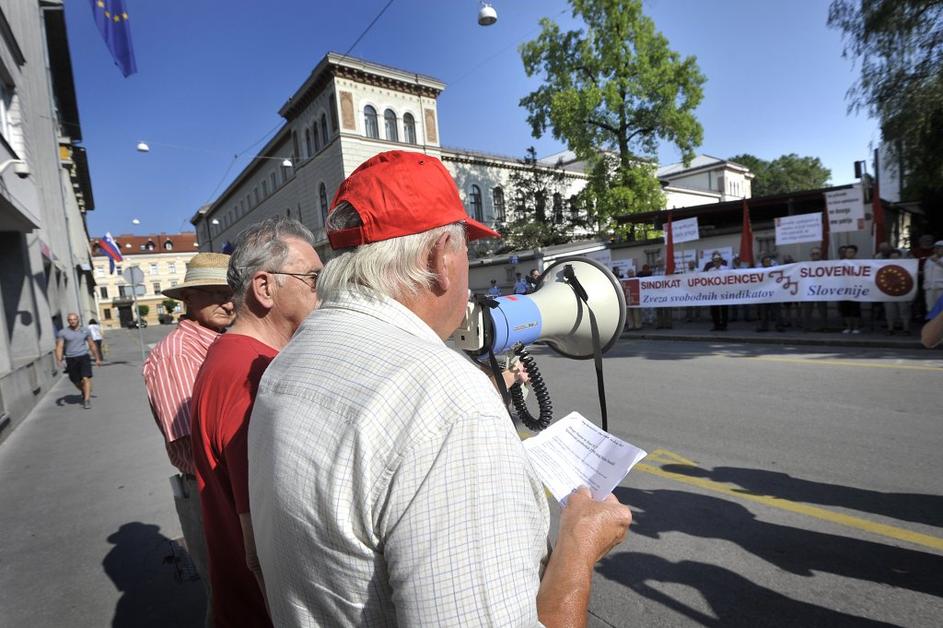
[337, 0, 395, 63]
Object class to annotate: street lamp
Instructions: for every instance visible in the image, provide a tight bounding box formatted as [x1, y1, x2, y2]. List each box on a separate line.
[478, 2, 497, 26]
[136, 142, 150, 153]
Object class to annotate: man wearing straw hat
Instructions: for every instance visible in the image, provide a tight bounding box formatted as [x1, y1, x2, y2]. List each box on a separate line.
[142, 252, 234, 626]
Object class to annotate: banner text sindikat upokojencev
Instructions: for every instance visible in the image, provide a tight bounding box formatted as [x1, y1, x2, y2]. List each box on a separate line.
[622, 260, 917, 308]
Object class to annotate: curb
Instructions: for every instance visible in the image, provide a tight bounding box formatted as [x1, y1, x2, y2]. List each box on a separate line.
[621, 331, 925, 350]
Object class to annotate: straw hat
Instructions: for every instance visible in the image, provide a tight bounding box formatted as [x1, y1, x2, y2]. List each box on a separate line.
[162, 252, 231, 300]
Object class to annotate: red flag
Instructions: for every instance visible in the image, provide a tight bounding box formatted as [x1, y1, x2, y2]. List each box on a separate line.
[739, 199, 754, 266]
[664, 211, 675, 275]
[821, 197, 830, 259]
[872, 177, 885, 249]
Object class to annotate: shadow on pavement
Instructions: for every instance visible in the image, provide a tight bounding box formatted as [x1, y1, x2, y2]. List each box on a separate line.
[597, 551, 897, 627]
[55, 393, 82, 406]
[662, 464, 943, 529]
[615, 487, 943, 598]
[103, 522, 205, 628]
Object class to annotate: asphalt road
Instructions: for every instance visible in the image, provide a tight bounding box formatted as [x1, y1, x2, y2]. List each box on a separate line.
[1, 327, 940, 627]
[524, 339, 943, 627]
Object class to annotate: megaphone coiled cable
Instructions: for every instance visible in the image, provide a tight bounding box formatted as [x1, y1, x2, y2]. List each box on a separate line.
[510, 343, 552, 431]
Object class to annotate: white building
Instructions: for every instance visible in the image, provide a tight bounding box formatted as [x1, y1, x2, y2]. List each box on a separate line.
[0, 1, 96, 440]
[195, 53, 755, 265]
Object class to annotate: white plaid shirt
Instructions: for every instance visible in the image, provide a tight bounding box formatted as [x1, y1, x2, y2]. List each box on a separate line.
[249, 291, 550, 627]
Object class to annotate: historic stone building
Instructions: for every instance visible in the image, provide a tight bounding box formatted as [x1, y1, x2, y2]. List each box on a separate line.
[90, 233, 200, 330]
[194, 53, 754, 265]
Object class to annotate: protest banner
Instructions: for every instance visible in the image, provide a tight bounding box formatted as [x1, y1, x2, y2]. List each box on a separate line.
[621, 259, 916, 307]
[775, 212, 823, 245]
[672, 217, 700, 243]
[825, 184, 865, 233]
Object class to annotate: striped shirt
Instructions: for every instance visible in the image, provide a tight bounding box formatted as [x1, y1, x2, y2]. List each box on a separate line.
[249, 291, 550, 627]
[142, 319, 221, 473]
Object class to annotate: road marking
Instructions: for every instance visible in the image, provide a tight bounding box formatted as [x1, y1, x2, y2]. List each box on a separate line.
[636, 449, 943, 552]
[747, 356, 943, 372]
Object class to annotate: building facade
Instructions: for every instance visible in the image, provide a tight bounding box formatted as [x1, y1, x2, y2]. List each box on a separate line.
[194, 53, 755, 263]
[90, 233, 200, 329]
[0, 1, 96, 441]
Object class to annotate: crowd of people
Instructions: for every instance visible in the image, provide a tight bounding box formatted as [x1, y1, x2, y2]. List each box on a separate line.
[141, 151, 632, 627]
[617, 238, 943, 337]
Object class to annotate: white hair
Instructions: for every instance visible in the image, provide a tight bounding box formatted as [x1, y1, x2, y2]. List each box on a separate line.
[318, 202, 466, 303]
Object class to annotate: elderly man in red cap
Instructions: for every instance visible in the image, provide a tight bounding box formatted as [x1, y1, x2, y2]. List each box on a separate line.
[142, 252, 235, 626]
[249, 151, 632, 627]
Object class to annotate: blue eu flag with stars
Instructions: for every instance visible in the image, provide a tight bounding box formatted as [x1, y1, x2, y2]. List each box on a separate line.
[89, 0, 137, 77]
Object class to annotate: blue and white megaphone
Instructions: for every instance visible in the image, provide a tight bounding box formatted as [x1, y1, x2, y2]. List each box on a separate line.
[452, 256, 627, 358]
[451, 257, 627, 432]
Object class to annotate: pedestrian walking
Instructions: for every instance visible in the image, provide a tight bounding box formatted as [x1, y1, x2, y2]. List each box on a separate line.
[88, 318, 104, 359]
[55, 312, 102, 409]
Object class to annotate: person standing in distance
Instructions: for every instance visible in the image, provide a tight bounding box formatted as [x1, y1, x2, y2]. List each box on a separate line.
[55, 313, 102, 409]
[249, 151, 632, 627]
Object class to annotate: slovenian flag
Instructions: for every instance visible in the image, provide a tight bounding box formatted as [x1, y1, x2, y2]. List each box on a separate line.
[99, 232, 123, 274]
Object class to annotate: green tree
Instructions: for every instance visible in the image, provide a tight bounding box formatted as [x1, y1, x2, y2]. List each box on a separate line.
[729, 153, 831, 196]
[520, 0, 705, 236]
[828, 0, 943, 222]
[498, 147, 583, 251]
[137, 304, 150, 318]
[161, 298, 178, 313]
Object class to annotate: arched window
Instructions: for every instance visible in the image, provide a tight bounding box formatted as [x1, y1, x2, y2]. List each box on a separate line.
[492, 187, 506, 222]
[469, 185, 483, 222]
[144, 240, 155, 251]
[329, 94, 338, 131]
[364, 105, 379, 138]
[164, 240, 173, 250]
[321, 114, 329, 144]
[553, 193, 564, 224]
[384, 109, 398, 142]
[319, 182, 329, 226]
[304, 128, 312, 158]
[569, 195, 580, 216]
[403, 112, 417, 144]
[312, 123, 320, 153]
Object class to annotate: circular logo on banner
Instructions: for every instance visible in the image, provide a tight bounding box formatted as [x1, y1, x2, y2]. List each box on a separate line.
[875, 264, 913, 297]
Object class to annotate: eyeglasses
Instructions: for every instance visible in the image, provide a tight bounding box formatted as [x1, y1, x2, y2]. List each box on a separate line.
[268, 270, 320, 290]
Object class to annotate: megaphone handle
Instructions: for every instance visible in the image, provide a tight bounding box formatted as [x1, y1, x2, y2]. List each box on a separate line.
[563, 264, 608, 432]
[586, 304, 608, 433]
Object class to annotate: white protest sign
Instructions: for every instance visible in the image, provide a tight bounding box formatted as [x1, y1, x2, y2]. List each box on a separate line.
[671, 217, 700, 244]
[674, 249, 698, 272]
[775, 212, 822, 245]
[522, 411, 648, 505]
[698, 246, 734, 271]
[623, 259, 917, 307]
[583, 248, 612, 268]
[826, 184, 865, 233]
[611, 259, 635, 278]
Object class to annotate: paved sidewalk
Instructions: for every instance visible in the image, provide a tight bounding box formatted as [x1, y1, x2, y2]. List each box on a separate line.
[0, 327, 204, 628]
[621, 318, 927, 350]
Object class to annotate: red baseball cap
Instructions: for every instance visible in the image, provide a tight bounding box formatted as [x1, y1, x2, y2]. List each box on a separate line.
[328, 150, 500, 250]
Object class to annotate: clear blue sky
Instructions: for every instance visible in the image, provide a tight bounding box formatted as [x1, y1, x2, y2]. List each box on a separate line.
[64, 0, 879, 238]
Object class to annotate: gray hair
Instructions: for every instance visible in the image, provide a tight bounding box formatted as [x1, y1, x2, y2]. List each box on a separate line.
[227, 216, 315, 309]
[318, 201, 466, 303]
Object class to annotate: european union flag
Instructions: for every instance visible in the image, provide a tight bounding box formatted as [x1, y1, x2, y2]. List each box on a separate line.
[89, 0, 137, 77]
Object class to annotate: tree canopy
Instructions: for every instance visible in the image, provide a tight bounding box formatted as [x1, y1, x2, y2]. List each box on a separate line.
[828, 0, 943, 217]
[729, 153, 832, 197]
[497, 147, 587, 251]
[519, 0, 705, 236]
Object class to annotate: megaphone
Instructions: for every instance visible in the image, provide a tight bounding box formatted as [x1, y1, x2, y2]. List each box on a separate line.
[452, 256, 627, 358]
[451, 257, 627, 432]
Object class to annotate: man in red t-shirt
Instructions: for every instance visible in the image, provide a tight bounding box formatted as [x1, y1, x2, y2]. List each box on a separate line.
[191, 217, 322, 627]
